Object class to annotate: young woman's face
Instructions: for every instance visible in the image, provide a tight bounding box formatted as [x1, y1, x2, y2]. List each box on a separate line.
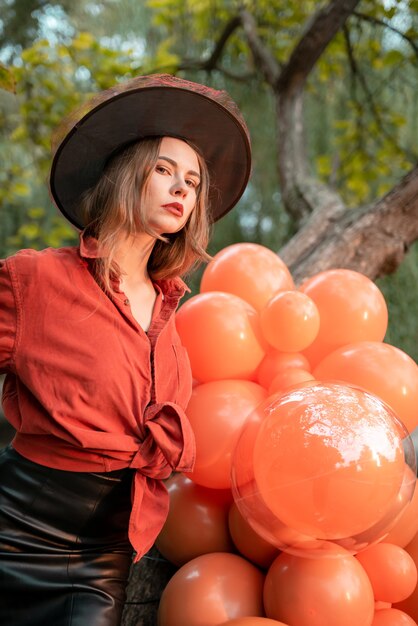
[144, 136, 201, 234]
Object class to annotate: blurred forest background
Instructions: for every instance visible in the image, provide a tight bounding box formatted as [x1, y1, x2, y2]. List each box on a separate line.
[1, 0, 418, 359]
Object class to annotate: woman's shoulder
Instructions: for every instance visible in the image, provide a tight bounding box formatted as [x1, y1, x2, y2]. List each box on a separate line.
[4, 245, 82, 285]
[6, 244, 80, 270]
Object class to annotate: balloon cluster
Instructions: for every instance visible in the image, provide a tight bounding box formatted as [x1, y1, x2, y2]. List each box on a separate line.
[156, 243, 418, 626]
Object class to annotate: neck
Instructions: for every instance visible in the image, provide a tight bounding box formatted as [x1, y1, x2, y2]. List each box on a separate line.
[114, 232, 156, 287]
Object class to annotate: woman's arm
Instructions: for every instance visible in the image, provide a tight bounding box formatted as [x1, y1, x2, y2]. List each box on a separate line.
[0, 259, 17, 375]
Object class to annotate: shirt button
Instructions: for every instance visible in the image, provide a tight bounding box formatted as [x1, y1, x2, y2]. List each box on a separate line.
[124, 298, 130, 305]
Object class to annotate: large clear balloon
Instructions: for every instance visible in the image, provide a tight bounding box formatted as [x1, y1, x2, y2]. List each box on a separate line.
[155, 474, 233, 566]
[253, 386, 403, 538]
[264, 547, 375, 626]
[157, 553, 265, 626]
[299, 269, 388, 367]
[355, 543, 417, 604]
[186, 379, 267, 489]
[313, 341, 418, 433]
[200, 243, 295, 312]
[176, 291, 266, 382]
[231, 383, 416, 557]
[385, 474, 418, 548]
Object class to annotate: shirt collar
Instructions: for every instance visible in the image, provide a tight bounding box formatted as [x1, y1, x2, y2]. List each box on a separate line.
[79, 230, 101, 259]
[78, 230, 190, 296]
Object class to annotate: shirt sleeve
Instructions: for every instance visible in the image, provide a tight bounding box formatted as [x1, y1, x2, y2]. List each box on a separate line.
[0, 259, 17, 373]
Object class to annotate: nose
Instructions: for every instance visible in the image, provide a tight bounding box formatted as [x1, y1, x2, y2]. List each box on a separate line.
[171, 177, 188, 197]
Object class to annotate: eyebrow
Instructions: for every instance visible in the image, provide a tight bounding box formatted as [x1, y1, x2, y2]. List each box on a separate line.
[158, 155, 201, 180]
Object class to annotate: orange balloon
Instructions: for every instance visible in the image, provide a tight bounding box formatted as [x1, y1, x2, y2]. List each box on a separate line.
[386, 476, 418, 548]
[155, 474, 233, 566]
[200, 243, 295, 312]
[256, 349, 311, 389]
[253, 384, 406, 540]
[186, 380, 267, 489]
[394, 533, 418, 620]
[372, 608, 418, 625]
[219, 619, 288, 625]
[356, 543, 417, 603]
[264, 548, 375, 626]
[313, 341, 418, 433]
[176, 291, 266, 382]
[158, 553, 265, 626]
[267, 368, 315, 395]
[260, 290, 320, 352]
[300, 269, 388, 367]
[228, 502, 279, 569]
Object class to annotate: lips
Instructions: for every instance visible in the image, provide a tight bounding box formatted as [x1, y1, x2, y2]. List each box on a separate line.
[162, 202, 184, 217]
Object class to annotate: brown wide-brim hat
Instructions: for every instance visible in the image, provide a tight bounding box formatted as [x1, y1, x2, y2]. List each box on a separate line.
[49, 74, 251, 229]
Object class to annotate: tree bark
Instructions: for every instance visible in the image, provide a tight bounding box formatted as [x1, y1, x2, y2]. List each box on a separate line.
[280, 163, 418, 283]
[122, 547, 177, 626]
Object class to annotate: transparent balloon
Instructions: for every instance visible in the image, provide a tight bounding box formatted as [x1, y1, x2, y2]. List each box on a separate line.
[231, 383, 416, 557]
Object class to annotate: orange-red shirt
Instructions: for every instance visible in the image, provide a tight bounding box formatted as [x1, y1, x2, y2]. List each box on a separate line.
[0, 234, 195, 562]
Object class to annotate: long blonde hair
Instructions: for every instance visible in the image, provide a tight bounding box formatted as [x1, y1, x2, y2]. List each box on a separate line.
[80, 136, 212, 291]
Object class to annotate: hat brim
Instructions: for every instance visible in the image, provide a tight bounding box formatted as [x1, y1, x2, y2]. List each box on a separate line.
[50, 85, 251, 229]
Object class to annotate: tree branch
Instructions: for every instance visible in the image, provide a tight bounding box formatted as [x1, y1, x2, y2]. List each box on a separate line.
[201, 15, 242, 71]
[239, 9, 281, 86]
[353, 10, 418, 59]
[343, 24, 418, 164]
[276, 0, 362, 93]
[148, 15, 253, 81]
[280, 163, 418, 283]
[343, 25, 386, 136]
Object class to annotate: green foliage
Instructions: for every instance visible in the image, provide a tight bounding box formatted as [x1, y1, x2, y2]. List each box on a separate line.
[145, 37, 180, 72]
[0, 32, 139, 254]
[308, 3, 417, 207]
[0, 64, 16, 93]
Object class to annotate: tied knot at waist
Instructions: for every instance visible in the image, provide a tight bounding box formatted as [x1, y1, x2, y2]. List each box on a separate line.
[9, 401, 196, 563]
[128, 401, 195, 479]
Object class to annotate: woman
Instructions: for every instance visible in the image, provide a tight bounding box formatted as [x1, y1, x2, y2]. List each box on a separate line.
[0, 74, 251, 625]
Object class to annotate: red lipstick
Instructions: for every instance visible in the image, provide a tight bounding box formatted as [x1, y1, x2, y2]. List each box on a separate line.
[162, 202, 184, 217]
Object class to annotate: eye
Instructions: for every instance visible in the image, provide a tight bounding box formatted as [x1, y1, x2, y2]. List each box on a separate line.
[186, 178, 199, 188]
[156, 164, 170, 175]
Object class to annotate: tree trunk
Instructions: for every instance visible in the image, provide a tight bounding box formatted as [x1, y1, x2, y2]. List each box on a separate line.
[122, 547, 177, 626]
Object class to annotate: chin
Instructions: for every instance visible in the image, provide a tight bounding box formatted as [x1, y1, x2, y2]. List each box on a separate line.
[149, 217, 186, 235]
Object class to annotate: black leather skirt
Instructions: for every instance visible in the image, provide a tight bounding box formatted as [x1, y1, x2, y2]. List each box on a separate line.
[0, 445, 134, 626]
